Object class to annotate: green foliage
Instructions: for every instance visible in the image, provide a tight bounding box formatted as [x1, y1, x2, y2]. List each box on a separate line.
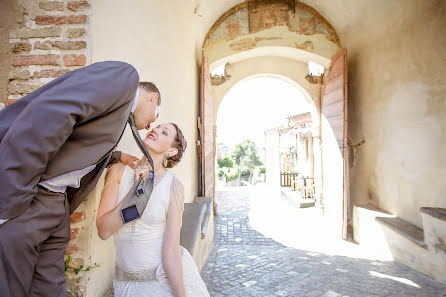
[240, 169, 250, 181]
[64, 254, 100, 297]
[68, 288, 76, 297]
[225, 168, 239, 182]
[231, 139, 263, 182]
[217, 155, 233, 168]
[259, 167, 266, 174]
[218, 169, 225, 177]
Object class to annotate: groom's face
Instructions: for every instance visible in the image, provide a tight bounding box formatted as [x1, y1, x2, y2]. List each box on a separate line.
[134, 88, 160, 130]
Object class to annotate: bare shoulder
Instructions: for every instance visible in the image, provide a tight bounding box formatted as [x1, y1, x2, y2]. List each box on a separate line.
[105, 163, 126, 184]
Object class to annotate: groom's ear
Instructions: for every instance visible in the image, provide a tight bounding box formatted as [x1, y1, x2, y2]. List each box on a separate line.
[150, 92, 159, 104]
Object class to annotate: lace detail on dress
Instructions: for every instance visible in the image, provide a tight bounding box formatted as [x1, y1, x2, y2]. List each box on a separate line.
[169, 175, 185, 225]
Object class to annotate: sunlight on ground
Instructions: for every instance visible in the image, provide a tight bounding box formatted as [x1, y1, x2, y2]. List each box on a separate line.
[248, 184, 394, 261]
[369, 271, 421, 288]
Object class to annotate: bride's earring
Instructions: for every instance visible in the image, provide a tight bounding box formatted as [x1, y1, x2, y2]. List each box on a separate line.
[163, 153, 169, 168]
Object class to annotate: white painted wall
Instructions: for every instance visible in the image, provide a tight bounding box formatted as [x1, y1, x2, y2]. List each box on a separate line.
[91, 0, 202, 203]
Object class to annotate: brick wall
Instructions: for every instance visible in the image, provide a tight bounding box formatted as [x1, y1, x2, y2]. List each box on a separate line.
[6, 1, 94, 295]
[7, 0, 91, 106]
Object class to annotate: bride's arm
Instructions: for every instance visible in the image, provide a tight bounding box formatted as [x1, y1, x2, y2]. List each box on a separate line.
[162, 177, 186, 297]
[96, 163, 126, 240]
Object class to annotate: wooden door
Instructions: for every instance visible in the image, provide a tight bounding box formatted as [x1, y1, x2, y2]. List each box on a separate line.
[199, 52, 215, 198]
[321, 48, 350, 239]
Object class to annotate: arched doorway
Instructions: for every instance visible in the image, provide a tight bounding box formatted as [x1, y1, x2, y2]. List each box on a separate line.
[215, 74, 317, 189]
[199, 1, 349, 238]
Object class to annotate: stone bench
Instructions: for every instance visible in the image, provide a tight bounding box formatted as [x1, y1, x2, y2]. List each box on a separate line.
[180, 197, 214, 270]
[353, 204, 446, 283]
[375, 216, 427, 249]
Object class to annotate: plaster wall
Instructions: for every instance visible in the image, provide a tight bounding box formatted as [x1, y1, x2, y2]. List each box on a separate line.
[300, 0, 446, 227]
[211, 56, 320, 120]
[203, 0, 446, 228]
[347, 1, 446, 227]
[91, 0, 202, 204]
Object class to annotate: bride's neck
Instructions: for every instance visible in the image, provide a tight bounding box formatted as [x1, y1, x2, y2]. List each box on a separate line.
[153, 163, 166, 176]
[140, 152, 166, 175]
[148, 155, 166, 175]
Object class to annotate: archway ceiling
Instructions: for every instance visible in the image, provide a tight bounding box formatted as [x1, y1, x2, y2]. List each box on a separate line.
[209, 46, 331, 72]
[200, 0, 416, 51]
[201, 0, 340, 67]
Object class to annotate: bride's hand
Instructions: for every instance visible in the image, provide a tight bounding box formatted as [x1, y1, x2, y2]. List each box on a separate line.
[134, 157, 152, 181]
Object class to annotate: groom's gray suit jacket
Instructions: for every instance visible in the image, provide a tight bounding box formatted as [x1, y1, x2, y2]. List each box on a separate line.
[0, 61, 139, 219]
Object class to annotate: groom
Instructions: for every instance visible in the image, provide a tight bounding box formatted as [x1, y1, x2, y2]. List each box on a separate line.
[0, 61, 160, 297]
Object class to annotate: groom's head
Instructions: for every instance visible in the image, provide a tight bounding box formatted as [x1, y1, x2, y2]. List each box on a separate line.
[133, 82, 161, 130]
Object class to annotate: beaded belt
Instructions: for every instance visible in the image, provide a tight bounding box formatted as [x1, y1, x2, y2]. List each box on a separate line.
[114, 265, 158, 282]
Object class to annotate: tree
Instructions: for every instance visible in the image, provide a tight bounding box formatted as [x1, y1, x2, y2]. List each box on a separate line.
[232, 139, 262, 183]
[218, 155, 233, 168]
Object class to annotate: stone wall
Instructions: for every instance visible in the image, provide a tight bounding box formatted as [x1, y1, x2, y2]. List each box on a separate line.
[3, 1, 95, 296]
[0, 0, 21, 104]
[6, 0, 91, 106]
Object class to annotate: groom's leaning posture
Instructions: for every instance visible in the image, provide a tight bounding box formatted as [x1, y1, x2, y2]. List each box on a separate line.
[0, 61, 161, 297]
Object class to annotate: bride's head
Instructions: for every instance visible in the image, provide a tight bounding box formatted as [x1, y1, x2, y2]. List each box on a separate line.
[143, 123, 187, 168]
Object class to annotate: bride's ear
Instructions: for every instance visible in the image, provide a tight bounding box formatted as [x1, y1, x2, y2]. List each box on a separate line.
[167, 148, 178, 158]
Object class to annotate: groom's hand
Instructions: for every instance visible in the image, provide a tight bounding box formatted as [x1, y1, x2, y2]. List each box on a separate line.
[134, 157, 152, 181]
[120, 152, 139, 169]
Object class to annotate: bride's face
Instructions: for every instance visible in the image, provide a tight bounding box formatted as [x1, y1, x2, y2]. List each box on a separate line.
[143, 123, 178, 157]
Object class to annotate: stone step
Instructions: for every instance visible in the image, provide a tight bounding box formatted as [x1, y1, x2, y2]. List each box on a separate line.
[375, 216, 427, 249]
[420, 207, 446, 221]
[298, 198, 316, 208]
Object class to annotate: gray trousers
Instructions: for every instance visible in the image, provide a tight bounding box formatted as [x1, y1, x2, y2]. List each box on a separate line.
[0, 186, 70, 297]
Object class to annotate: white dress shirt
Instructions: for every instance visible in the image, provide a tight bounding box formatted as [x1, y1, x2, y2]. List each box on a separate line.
[0, 89, 139, 223]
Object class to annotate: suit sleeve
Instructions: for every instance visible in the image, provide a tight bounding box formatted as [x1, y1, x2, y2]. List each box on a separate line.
[0, 61, 139, 220]
[108, 151, 122, 166]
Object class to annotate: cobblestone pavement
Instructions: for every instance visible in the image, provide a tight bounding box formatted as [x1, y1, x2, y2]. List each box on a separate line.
[201, 186, 446, 297]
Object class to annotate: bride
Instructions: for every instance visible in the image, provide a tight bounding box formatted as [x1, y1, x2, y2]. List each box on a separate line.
[96, 123, 210, 297]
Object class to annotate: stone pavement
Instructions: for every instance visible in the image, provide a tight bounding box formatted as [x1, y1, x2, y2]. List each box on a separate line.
[201, 186, 446, 297]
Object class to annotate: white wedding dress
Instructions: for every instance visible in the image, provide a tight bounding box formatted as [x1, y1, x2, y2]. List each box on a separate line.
[113, 166, 210, 297]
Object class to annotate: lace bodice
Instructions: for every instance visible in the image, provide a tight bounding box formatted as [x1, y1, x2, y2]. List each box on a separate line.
[114, 166, 174, 272]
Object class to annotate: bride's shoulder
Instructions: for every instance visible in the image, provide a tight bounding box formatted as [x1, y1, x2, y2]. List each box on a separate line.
[105, 163, 127, 184]
[168, 172, 184, 191]
[166, 171, 179, 181]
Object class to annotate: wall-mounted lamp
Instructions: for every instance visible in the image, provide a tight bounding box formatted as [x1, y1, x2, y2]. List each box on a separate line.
[305, 61, 325, 84]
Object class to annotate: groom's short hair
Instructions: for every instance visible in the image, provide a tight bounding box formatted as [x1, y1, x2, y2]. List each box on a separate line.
[139, 82, 161, 106]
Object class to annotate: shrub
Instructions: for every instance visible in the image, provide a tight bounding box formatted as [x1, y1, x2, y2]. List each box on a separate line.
[225, 168, 239, 182]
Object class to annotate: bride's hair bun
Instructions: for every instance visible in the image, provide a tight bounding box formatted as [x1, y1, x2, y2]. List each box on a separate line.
[166, 123, 187, 168]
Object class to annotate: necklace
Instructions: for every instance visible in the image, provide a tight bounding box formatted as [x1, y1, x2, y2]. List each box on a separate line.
[154, 171, 168, 189]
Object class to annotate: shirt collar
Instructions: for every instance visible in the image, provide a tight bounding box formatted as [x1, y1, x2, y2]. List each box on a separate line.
[131, 88, 139, 113]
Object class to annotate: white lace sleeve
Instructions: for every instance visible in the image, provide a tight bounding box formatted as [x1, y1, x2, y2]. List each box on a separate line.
[169, 175, 185, 225]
